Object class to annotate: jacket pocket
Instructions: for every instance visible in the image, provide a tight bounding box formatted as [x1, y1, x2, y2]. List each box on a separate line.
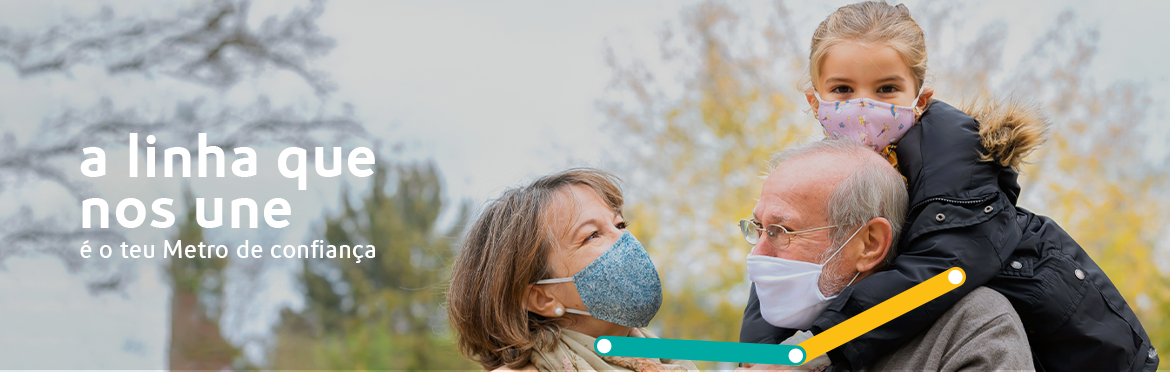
[1000, 251, 1147, 371]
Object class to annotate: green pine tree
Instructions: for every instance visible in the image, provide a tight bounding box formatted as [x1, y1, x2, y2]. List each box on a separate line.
[270, 159, 474, 370]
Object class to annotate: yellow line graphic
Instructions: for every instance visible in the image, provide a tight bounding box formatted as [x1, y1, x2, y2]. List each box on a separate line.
[797, 267, 966, 362]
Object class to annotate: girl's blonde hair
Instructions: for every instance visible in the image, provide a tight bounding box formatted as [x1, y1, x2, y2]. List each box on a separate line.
[807, 1, 927, 92]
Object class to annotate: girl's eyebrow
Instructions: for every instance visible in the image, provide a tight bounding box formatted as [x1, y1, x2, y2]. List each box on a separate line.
[875, 75, 906, 83]
[824, 77, 853, 84]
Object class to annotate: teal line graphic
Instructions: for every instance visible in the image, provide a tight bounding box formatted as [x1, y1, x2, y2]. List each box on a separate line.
[594, 336, 806, 365]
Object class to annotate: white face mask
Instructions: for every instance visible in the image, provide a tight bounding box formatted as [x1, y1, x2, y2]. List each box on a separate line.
[746, 225, 865, 330]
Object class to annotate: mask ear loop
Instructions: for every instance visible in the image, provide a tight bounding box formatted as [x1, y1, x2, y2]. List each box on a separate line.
[821, 224, 867, 265]
[533, 277, 573, 284]
[844, 271, 861, 288]
[812, 89, 827, 103]
[532, 277, 594, 318]
[911, 86, 926, 117]
[564, 308, 592, 317]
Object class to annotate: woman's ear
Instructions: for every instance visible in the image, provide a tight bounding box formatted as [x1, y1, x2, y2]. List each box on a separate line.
[855, 217, 894, 273]
[525, 284, 563, 318]
[805, 87, 820, 117]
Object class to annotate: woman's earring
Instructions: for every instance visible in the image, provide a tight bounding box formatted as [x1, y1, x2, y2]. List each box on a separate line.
[554, 307, 564, 317]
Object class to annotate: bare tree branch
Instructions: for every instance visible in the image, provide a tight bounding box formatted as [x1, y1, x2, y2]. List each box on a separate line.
[0, 0, 336, 95]
[0, 0, 364, 295]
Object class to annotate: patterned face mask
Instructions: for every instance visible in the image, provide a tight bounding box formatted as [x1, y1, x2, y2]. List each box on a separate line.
[814, 90, 923, 152]
[534, 231, 663, 328]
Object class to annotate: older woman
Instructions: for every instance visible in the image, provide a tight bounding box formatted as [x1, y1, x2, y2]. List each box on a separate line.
[447, 168, 696, 371]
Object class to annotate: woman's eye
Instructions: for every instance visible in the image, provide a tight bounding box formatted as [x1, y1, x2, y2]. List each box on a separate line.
[830, 86, 853, 94]
[878, 85, 899, 93]
[616, 221, 628, 229]
[584, 231, 599, 242]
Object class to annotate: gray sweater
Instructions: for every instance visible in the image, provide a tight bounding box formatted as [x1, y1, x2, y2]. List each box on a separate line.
[863, 286, 1033, 371]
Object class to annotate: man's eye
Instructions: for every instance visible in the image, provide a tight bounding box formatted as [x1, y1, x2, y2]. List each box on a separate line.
[830, 86, 853, 93]
[878, 85, 899, 93]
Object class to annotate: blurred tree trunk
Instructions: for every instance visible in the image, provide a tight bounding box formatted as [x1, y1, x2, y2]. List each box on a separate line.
[166, 187, 243, 370]
[169, 291, 238, 370]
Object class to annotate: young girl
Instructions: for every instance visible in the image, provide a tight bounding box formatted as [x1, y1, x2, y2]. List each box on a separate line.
[739, 2, 1159, 371]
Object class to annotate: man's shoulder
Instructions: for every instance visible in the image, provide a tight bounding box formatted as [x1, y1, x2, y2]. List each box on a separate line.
[954, 286, 1015, 316]
[938, 286, 1023, 338]
[867, 286, 1033, 371]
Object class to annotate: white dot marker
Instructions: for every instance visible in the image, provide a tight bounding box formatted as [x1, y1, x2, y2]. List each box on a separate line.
[948, 269, 963, 285]
[789, 348, 804, 363]
[597, 339, 612, 354]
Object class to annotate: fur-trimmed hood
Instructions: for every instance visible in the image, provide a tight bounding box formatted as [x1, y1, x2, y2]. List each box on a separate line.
[959, 97, 1051, 169]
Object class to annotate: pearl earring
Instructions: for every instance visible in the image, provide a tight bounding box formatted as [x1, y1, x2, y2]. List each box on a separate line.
[554, 307, 565, 317]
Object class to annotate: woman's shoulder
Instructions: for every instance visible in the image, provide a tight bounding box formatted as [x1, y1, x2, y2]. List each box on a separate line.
[491, 364, 539, 372]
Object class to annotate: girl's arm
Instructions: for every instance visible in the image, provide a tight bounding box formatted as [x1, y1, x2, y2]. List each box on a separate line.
[809, 196, 1016, 370]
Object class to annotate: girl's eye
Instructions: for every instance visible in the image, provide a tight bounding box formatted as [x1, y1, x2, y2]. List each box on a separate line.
[878, 85, 899, 94]
[830, 86, 853, 94]
[616, 221, 628, 229]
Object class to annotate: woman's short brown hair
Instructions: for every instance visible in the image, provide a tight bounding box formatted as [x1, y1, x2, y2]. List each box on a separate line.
[446, 168, 624, 370]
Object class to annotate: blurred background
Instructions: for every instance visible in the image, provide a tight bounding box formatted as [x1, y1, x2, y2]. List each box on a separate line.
[0, 0, 1167, 370]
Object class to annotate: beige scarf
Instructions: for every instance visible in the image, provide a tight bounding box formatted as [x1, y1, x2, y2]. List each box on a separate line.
[529, 328, 699, 372]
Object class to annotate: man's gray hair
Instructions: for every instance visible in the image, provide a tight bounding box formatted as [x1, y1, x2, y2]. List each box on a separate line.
[769, 139, 909, 266]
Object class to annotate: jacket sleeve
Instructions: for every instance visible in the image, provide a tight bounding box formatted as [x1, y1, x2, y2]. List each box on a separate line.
[811, 191, 1019, 370]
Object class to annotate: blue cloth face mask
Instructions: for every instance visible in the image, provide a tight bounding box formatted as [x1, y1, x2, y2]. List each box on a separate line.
[534, 231, 663, 328]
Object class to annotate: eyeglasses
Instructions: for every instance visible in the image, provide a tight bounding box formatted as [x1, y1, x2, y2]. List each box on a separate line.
[738, 219, 841, 251]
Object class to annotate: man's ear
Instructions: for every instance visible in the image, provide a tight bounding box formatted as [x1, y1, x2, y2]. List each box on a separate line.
[525, 284, 563, 318]
[805, 87, 820, 117]
[855, 217, 894, 273]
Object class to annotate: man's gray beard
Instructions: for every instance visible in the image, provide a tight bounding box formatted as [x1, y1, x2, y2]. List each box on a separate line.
[816, 253, 855, 298]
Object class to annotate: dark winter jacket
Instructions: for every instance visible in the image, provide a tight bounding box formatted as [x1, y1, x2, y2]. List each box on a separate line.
[739, 99, 1160, 371]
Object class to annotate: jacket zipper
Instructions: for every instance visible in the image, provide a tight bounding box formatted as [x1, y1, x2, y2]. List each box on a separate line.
[907, 194, 995, 217]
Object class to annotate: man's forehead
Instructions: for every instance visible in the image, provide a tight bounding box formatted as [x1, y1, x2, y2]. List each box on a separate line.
[753, 195, 794, 223]
[757, 152, 850, 222]
[768, 152, 852, 188]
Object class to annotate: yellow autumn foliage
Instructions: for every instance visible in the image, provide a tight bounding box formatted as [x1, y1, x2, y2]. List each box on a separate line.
[601, 1, 1170, 366]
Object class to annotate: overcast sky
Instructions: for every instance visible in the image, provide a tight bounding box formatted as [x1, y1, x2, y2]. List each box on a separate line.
[0, 0, 1167, 368]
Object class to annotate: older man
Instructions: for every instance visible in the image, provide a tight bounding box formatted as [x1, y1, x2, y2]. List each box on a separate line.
[737, 140, 1032, 371]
